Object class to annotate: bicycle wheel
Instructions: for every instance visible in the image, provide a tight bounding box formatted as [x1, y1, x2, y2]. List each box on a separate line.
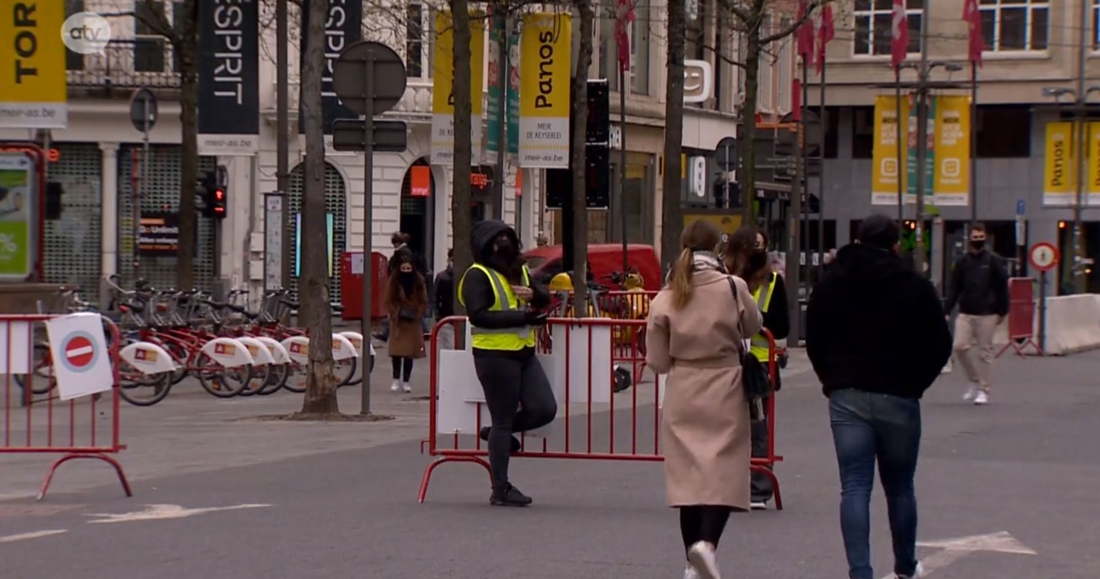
[160, 340, 190, 386]
[282, 361, 307, 394]
[334, 356, 357, 388]
[257, 363, 290, 395]
[238, 363, 272, 397]
[118, 361, 173, 406]
[194, 351, 253, 398]
[13, 342, 54, 396]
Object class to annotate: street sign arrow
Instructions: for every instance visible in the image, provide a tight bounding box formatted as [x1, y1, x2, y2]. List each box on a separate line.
[876, 531, 1036, 579]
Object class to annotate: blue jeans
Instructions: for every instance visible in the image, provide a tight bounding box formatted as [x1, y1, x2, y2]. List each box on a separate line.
[829, 389, 922, 579]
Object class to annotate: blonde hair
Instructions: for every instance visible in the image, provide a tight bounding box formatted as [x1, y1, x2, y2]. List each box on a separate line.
[669, 220, 723, 309]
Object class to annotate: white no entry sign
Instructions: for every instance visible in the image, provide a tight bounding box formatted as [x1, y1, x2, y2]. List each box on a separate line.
[1028, 242, 1060, 272]
[45, 314, 114, 400]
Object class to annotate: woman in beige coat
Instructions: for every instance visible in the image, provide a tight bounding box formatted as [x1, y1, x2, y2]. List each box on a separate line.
[646, 219, 763, 579]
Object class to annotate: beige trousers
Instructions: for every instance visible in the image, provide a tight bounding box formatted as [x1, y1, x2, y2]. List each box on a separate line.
[953, 314, 999, 392]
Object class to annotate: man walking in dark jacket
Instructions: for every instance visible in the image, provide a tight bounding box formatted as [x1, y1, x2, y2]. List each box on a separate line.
[943, 222, 1008, 405]
[807, 215, 952, 579]
[433, 249, 456, 350]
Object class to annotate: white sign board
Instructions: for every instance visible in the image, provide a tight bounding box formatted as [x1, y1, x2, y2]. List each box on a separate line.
[45, 313, 114, 400]
[0, 321, 32, 374]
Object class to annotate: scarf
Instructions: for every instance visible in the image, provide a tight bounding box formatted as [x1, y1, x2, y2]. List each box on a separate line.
[692, 251, 725, 274]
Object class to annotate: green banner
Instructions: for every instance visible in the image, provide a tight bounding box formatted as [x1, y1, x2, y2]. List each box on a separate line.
[0, 153, 34, 279]
[906, 93, 936, 199]
[486, 13, 520, 159]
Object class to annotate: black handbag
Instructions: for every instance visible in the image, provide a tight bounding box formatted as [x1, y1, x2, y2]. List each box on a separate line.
[727, 277, 773, 404]
[398, 306, 418, 321]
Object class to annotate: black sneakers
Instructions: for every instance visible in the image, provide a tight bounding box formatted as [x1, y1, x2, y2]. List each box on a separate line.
[479, 427, 522, 453]
[489, 483, 533, 507]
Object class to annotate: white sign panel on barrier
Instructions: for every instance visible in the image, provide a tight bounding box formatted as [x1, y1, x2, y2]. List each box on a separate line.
[436, 349, 561, 438]
[0, 321, 32, 374]
[45, 313, 114, 400]
[549, 324, 613, 404]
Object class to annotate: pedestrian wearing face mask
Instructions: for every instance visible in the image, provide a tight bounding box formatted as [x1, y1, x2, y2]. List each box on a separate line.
[459, 220, 556, 507]
[723, 226, 789, 511]
[386, 255, 428, 393]
[943, 222, 1009, 405]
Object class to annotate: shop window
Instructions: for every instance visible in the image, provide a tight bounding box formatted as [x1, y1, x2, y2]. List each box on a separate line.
[851, 106, 875, 159]
[976, 106, 1030, 158]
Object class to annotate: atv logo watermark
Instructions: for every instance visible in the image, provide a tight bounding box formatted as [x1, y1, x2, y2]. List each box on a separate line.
[61, 12, 112, 55]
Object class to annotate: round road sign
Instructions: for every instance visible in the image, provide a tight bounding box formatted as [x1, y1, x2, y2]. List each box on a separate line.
[60, 331, 100, 373]
[1029, 242, 1060, 272]
[129, 88, 158, 133]
[332, 41, 407, 116]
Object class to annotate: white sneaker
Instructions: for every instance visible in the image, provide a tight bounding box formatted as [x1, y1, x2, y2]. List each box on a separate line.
[682, 565, 701, 579]
[974, 391, 989, 405]
[963, 386, 978, 401]
[687, 542, 721, 579]
[750, 500, 767, 510]
[402, 382, 412, 393]
[896, 561, 924, 578]
[390, 380, 401, 392]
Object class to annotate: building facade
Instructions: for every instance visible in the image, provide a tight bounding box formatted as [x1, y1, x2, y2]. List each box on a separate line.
[813, 0, 1100, 293]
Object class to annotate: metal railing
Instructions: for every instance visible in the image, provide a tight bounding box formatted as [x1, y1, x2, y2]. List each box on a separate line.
[67, 39, 181, 90]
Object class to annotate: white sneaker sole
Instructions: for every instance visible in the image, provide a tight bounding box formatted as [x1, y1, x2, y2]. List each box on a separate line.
[687, 542, 721, 579]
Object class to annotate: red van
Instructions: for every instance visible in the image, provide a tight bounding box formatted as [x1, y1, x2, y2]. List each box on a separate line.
[524, 243, 662, 292]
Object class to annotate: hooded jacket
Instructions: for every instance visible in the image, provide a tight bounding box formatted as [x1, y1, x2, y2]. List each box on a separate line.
[460, 220, 550, 355]
[806, 243, 952, 400]
[943, 249, 1009, 317]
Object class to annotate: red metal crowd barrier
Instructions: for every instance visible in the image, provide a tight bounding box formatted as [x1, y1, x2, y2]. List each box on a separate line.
[1, 315, 132, 500]
[418, 316, 784, 508]
[997, 277, 1043, 358]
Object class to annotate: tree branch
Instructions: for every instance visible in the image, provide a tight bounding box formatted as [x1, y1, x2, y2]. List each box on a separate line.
[760, 0, 829, 44]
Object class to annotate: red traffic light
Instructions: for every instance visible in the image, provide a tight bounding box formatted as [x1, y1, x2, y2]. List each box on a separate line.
[215, 189, 225, 201]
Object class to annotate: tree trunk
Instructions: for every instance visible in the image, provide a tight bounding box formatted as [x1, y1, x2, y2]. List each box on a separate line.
[661, 0, 686, 269]
[451, 0, 474, 316]
[738, 18, 762, 224]
[299, 0, 337, 415]
[176, 1, 198, 290]
[571, 0, 595, 314]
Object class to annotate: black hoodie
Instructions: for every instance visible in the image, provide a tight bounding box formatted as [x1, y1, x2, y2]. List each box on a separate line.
[460, 220, 550, 357]
[806, 243, 952, 400]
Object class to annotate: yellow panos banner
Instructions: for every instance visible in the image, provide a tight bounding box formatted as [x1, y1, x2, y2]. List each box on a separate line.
[871, 95, 909, 206]
[430, 11, 486, 166]
[1084, 122, 1100, 207]
[519, 13, 572, 169]
[931, 95, 971, 206]
[0, 2, 67, 128]
[1043, 122, 1076, 207]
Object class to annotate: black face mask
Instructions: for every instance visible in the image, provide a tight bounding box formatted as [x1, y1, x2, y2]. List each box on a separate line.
[748, 248, 768, 269]
[399, 271, 415, 286]
[970, 240, 985, 251]
[495, 238, 518, 261]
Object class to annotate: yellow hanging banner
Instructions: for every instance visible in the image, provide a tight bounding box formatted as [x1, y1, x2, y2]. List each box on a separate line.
[519, 13, 572, 169]
[930, 95, 971, 207]
[1086, 122, 1100, 207]
[430, 11, 486, 166]
[0, 1, 67, 128]
[871, 95, 908, 206]
[1043, 121, 1076, 207]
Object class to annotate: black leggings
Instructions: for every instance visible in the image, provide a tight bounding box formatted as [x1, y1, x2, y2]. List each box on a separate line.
[391, 357, 413, 381]
[679, 505, 732, 557]
[473, 352, 557, 488]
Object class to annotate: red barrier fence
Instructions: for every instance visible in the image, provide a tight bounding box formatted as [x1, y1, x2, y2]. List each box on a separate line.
[1, 315, 132, 500]
[418, 316, 784, 508]
[997, 277, 1043, 358]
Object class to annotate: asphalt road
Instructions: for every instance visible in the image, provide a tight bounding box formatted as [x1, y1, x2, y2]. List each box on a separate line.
[0, 348, 1098, 579]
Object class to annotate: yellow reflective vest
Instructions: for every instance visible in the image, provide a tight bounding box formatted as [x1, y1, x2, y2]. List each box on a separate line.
[749, 272, 778, 363]
[458, 263, 537, 351]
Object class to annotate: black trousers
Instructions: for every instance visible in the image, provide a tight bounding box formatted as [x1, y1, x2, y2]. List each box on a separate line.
[679, 505, 732, 557]
[473, 352, 557, 488]
[391, 357, 413, 381]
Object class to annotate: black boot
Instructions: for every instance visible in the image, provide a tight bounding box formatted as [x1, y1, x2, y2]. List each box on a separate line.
[490, 483, 533, 507]
[479, 427, 522, 453]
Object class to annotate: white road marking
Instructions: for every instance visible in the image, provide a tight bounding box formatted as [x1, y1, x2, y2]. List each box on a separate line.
[0, 529, 68, 544]
[876, 531, 1036, 579]
[85, 503, 272, 524]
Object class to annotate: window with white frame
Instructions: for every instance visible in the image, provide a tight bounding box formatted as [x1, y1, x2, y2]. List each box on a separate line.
[133, 1, 178, 73]
[631, 0, 651, 95]
[597, 0, 650, 96]
[979, 0, 1048, 52]
[405, 3, 433, 78]
[852, 0, 923, 57]
[756, 16, 774, 112]
[776, 21, 792, 113]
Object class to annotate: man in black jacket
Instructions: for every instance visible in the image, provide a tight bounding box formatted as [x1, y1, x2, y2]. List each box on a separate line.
[806, 215, 952, 579]
[943, 222, 1008, 405]
[432, 249, 455, 350]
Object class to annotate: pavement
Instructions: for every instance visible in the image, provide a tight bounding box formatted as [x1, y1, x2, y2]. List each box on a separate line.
[0, 343, 1098, 579]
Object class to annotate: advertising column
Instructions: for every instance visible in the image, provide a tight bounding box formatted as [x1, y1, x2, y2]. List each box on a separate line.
[871, 95, 907, 206]
[198, 0, 260, 155]
[0, 2, 67, 128]
[518, 13, 571, 169]
[430, 11, 486, 166]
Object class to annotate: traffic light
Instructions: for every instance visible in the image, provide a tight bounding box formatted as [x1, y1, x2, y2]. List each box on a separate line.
[210, 186, 227, 218]
[198, 171, 227, 219]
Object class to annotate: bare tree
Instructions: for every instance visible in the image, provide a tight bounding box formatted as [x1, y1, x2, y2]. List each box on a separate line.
[133, 0, 200, 290]
[660, 0, 687, 267]
[570, 1, 596, 313]
[297, 0, 338, 415]
[450, 0, 475, 314]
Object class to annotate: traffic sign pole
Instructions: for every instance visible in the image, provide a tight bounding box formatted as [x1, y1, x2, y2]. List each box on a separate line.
[1029, 242, 1060, 353]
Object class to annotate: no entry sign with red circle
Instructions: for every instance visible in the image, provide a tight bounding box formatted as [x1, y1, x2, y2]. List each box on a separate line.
[59, 331, 100, 373]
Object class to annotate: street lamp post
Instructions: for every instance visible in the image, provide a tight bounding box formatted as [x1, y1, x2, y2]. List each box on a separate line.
[1042, 85, 1100, 293]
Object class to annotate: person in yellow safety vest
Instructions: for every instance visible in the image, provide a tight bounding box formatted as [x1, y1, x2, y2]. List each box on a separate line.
[723, 226, 790, 511]
[458, 220, 556, 507]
